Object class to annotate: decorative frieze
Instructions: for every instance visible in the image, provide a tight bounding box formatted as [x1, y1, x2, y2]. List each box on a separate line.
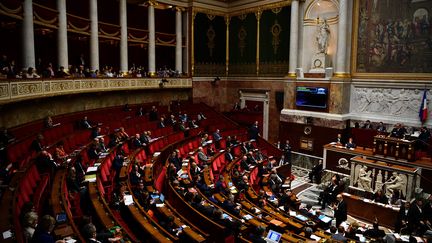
[0, 78, 192, 104]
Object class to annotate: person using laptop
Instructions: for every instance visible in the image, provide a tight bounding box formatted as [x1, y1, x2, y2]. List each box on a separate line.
[249, 226, 266, 243]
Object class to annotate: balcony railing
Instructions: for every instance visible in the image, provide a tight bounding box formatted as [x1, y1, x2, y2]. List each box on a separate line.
[0, 77, 192, 104]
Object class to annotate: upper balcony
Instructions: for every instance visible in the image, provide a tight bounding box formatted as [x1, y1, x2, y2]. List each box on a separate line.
[0, 77, 192, 104]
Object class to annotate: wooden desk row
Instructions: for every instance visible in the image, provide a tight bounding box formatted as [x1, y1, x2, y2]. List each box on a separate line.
[50, 169, 85, 242]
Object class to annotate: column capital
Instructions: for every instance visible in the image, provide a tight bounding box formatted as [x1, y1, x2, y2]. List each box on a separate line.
[255, 9, 262, 21]
[224, 15, 230, 25]
[175, 6, 185, 12]
[192, 10, 197, 20]
[146, 0, 158, 7]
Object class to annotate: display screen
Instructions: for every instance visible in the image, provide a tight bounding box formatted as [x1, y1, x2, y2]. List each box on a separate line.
[296, 87, 328, 109]
[266, 230, 282, 242]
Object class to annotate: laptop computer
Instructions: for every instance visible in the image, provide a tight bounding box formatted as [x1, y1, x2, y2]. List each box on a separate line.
[295, 214, 308, 222]
[265, 230, 282, 243]
[56, 212, 67, 224]
[318, 214, 332, 224]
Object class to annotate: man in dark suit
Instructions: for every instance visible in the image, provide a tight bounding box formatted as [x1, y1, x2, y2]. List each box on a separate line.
[283, 140, 292, 162]
[213, 129, 222, 149]
[395, 201, 410, 233]
[240, 155, 250, 171]
[240, 142, 249, 154]
[408, 199, 425, 234]
[158, 117, 165, 128]
[249, 121, 260, 140]
[335, 133, 344, 145]
[333, 194, 347, 227]
[225, 147, 234, 162]
[30, 134, 45, 153]
[362, 120, 373, 129]
[390, 123, 407, 138]
[308, 160, 323, 183]
[149, 106, 158, 121]
[319, 175, 340, 209]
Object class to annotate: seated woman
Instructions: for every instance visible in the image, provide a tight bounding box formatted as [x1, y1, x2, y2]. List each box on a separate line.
[373, 189, 388, 204]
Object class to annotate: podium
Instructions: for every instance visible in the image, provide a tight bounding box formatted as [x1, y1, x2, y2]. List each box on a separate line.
[373, 135, 415, 161]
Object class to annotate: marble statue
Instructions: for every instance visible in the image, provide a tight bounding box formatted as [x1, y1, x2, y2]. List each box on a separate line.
[316, 19, 330, 54]
[375, 170, 383, 192]
[384, 172, 407, 198]
[355, 165, 373, 192]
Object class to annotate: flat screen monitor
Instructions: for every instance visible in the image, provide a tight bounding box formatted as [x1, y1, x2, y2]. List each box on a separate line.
[265, 230, 282, 243]
[296, 86, 328, 109]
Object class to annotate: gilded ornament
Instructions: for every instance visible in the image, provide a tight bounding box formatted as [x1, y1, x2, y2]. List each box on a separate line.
[238, 26, 247, 57]
[271, 20, 282, 54]
[207, 25, 216, 58]
[206, 14, 216, 21]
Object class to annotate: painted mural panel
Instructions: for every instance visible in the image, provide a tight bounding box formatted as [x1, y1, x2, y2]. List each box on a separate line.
[354, 0, 432, 76]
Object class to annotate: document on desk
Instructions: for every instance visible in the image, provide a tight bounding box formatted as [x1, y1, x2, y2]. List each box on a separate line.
[270, 219, 283, 226]
[2, 230, 12, 239]
[124, 195, 134, 206]
[86, 166, 98, 173]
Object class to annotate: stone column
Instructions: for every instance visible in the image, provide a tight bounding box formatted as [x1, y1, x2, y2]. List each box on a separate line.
[175, 7, 182, 74]
[22, 0, 35, 70]
[57, 0, 68, 70]
[263, 95, 269, 140]
[89, 0, 99, 71]
[148, 1, 156, 76]
[119, 0, 128, 74]
[182, 11, 189, 75]
[191, 11, 196, 76]
[335, 0, 349, 77]
[288, 0, 299, 77]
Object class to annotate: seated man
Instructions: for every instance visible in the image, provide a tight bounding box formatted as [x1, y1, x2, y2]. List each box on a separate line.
[81, 116, 93, 129]
[376, 121, 386, 132]
[335, 133, 344, 145]
[197, 147, 210, 167]
[390, 123, 407, 138]
[362, 120, 373, 129]
[225, 147, 234, 163]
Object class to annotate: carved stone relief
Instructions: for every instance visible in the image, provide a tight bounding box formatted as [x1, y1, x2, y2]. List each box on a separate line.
[351, 87, 428, 118]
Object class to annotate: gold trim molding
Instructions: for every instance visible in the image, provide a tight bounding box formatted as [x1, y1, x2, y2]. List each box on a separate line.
[192, 1, 292, 18]
[0, 78, 192, 105]
[333, 72, 351, 78]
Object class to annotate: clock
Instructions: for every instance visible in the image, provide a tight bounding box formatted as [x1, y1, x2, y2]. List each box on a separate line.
[304, 126, 312, 135]
[313, 59, 322, 68]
